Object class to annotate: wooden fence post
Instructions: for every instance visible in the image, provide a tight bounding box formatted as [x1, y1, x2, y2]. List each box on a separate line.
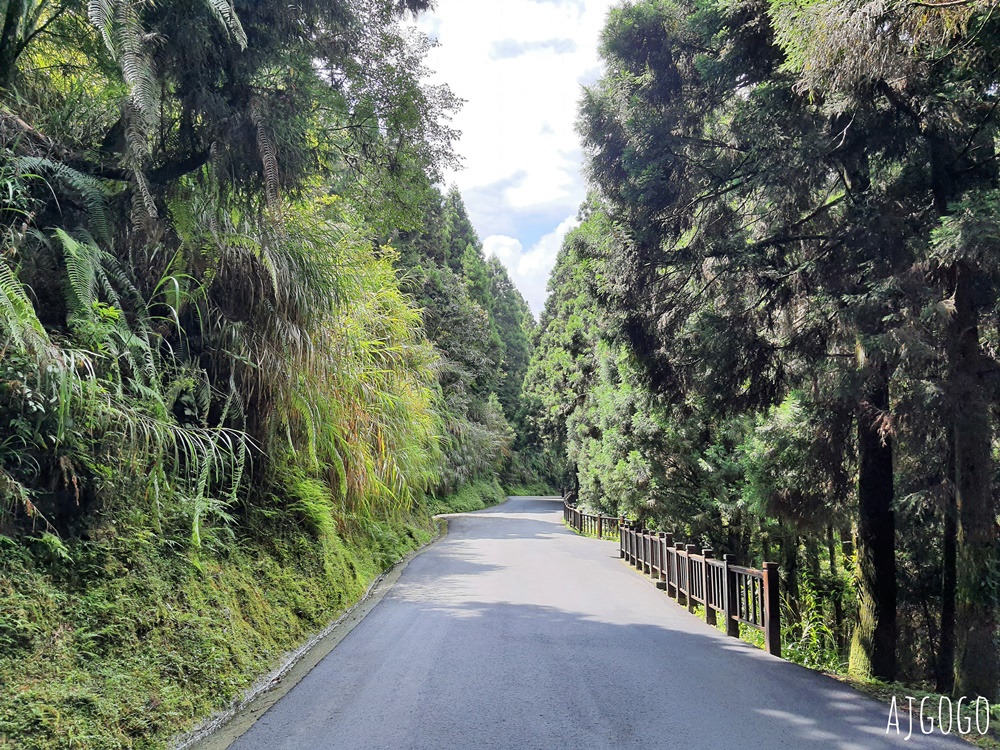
[644, 531, 652, 575]
[675, 542, 687, 606]
[685, 544, 697, 614]
[655, 533, 668, 590]
[703, 549, 716, 626]
[619, 519, 625, 558]
[597, 515, 603, 539]
[763, 561, 781, 657]
[723, 554, 739, 638]
[664, 533, 675, 597]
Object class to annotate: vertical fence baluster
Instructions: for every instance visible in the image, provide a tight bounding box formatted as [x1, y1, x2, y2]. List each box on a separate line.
[643, 530, 649, 572]
[664, 533, 675, 597]
[703, 549, 716, 626]
[674, 542, 686, 606]
[655, 533, 667, 590]
[724, 554, 739, 638]
[746, 576, 751, 623]
[643, 531, 651, 575]
[685, 544, 697, 614]
[763, 561, 781, 657]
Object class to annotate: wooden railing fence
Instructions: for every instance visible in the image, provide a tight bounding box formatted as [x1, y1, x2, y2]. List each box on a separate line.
[562, 497, 781, 658]
[562, 502, 620, 541]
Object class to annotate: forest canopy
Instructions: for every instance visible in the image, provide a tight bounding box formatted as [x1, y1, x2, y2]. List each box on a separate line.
[7, 0, 1000, 743]
[524, 0, 1000, 701]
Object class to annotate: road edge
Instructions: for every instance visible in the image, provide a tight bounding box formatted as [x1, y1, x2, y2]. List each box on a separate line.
[173, 517, 450, 750]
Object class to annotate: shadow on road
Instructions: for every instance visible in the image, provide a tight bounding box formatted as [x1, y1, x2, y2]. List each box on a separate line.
[228, 494, 962, 750]
[236, 596, 954, 750]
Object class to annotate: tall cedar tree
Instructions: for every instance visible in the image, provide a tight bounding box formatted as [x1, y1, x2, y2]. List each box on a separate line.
[771, 0, 1000, 698]
[578, 0, 910, 680]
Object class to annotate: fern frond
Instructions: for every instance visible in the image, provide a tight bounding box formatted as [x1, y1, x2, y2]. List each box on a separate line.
[132, 166, 158, 217]
[203, 0, 247, 49]
[0, 258, 49, 353]
[14, 157, 112, 243]
[55, 228, 100, 318]
[250, 100, 280, 211]
[117, 0, 159, 127]
[87, 0, 117, 53]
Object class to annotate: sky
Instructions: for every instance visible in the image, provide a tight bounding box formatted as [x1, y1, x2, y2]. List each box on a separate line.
[414, 0, 617, 317]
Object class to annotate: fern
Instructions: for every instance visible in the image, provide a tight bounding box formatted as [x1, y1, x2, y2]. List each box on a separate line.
[251, 100, 280, 211]
[204, 0, 247, 49]
[88, 0, 117, 52]
[14, 157, 111, 243]
[0, 258, 48, 354]
[56, 229, 103, 317]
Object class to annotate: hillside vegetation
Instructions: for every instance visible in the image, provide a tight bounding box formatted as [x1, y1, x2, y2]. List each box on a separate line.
[0, 1, 537, 747]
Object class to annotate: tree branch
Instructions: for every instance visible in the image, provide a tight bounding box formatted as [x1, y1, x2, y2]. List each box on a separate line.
[910, 0, 979, 7]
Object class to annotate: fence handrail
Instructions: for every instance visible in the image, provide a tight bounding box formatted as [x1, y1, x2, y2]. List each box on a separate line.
[561, 497, 781, 658]
[561, 499, 621, 541]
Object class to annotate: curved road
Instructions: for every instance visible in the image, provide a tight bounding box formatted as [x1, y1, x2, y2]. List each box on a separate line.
[225, 497, 966, 749]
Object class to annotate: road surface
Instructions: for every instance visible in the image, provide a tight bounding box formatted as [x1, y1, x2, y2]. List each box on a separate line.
[224, 497, 967, 749]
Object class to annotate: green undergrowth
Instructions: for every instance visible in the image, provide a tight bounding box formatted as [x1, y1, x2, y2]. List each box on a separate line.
[502, 481, 558, 497]
[0, 512, 435, 750]
[428, 478, 506, 514]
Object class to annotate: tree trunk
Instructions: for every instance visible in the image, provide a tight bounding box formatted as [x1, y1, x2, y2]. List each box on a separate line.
[760, 519, 771, 566]
[849, 373, 897, 681]
[828, 525, 845, 653]
[936, 425, 957, 694]
[806, 542, 821, 582]
[0, 0, 27, 90]
[782, 532, 800, 623]
[949, 263, 998, 699]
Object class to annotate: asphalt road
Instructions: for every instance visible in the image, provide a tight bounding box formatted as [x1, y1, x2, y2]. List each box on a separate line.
[226, 497, 969, 749]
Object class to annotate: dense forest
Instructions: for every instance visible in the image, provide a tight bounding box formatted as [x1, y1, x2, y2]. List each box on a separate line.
[6, 0, 1000, 744]
[0, 0, 537, 746]
[525, 0, 1000, 702]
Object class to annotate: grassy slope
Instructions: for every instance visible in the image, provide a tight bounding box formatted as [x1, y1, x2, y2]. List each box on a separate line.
[0, 514, 436, 749]
[428, 478, 507, 515]
[0, 473, 541, 749]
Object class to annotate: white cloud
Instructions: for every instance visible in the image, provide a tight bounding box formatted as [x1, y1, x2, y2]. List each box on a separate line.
[413, 1, 615, 309]
[484, 214, 579, 317]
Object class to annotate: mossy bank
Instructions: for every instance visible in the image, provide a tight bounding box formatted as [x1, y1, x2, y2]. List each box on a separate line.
[0, 512, 438, 750]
